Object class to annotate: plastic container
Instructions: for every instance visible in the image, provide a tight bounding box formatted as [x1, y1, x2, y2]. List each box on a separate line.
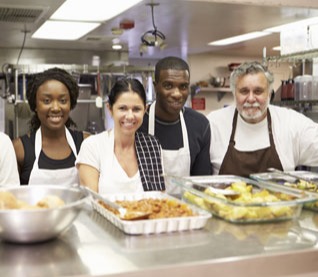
[165, 175, 317, 224]
[281, 80, 288, 101]
[312, 76, 318, 100]
[294, 75, 312, 101]
[286, 79, 295, 100]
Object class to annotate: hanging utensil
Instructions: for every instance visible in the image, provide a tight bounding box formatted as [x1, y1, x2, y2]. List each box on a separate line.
[80, 186, 151, 220]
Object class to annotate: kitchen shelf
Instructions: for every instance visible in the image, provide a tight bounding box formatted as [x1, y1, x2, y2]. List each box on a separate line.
[272, 99, 318, 113]
[267, 49, 318, 62]
[195, 86, 231, 101]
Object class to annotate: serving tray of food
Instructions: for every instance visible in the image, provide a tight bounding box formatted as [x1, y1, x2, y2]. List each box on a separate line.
[250, 171, 318, 212]
[90, 191, 211, 235]
[165, 175, 317, 224]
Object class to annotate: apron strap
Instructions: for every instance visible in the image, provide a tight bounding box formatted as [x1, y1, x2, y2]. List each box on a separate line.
[34, 126, 78, 164]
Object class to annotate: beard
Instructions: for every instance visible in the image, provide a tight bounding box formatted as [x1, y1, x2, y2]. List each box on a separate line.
[238, 98, 270, 123]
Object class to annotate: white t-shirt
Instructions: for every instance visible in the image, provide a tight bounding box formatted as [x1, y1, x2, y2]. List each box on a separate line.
[207, 105, 318, 175]
[76, 130, 144, 194]
[0, 132, 19, 186]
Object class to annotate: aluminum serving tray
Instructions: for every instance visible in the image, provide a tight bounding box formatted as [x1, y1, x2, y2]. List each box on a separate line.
[91, 191, 211, 235]
[250, 171, 318, 212]
[165, 175, 317, 224]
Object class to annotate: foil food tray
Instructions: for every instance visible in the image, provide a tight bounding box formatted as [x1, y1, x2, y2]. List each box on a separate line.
[250, 171, 318, 212]
[165, 175, 317, 224]
[91, 191, 211, 235]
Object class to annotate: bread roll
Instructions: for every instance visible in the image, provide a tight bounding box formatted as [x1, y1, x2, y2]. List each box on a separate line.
[36, 195, 65, 209]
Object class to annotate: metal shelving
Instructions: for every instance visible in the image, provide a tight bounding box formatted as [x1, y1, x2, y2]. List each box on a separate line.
[195, 86, 232, 101]
[267, 49, 318, 63]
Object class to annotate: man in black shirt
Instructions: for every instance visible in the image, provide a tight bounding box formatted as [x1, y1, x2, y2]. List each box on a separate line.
[139, 56, 212, 193]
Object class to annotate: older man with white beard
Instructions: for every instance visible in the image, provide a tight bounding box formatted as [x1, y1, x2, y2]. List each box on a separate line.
[207, 61, 318, 177]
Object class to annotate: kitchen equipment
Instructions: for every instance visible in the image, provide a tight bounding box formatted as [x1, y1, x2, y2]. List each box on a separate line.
[0, 185, 88, 243]
[81, 186, 151, 220]
[91, 191, 211, 235]
[294, 75, 312, 101]
[251, 170, 318, 212]
[166, 175, 239, 196]
[267, 168, 318, 186]
[167, 175, 317, 223]
[281, 80, 288, 101]
[312, 76, 318, 100]
[210, 76, 226, 87]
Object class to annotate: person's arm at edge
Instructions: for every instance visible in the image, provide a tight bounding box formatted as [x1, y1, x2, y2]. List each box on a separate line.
[77, 163, 99, 192]
[12, 137, 24, 176]
[2, 135, 20, 185]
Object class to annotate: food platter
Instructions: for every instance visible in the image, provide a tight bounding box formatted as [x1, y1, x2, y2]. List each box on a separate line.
[91, 191, 211, 235]
[250, 171, 318, 212]
[165, 175, 317, 224]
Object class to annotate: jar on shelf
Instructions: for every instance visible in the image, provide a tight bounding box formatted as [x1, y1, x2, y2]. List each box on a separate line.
[281, 80, 288, 101]
[312, 76, 318, 100]
[286, 79, 295, 100]
[294, 75, 312, 101]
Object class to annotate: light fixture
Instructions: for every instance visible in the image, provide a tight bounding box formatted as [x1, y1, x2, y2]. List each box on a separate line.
[208, 31, 272, 46]
[112, 38, 122, 50]
[272, 46, 281, 51]
[141, 3, 166, 47]
[32, 0, 142, 40]
[32, 21, 100, 40]
[112, 44, 122, 50]
[50, 0, 143, 22]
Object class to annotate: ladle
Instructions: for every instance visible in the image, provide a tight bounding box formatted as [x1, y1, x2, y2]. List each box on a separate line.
[80, 186, 151, 220]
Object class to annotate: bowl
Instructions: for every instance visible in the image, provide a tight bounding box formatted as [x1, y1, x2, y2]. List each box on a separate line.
[166, 175, 317, 224]
[0, 185, 88, 243]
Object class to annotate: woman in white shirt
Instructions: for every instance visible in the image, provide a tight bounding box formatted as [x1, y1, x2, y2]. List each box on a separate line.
[76, 78, 165, 194]
[0, 132, 19, 185]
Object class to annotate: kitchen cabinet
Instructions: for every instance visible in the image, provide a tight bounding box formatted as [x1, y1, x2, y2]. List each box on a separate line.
[2, 203, 318, 277]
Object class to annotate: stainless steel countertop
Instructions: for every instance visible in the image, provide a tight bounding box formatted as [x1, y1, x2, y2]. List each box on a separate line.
[2, 203, 318, 277]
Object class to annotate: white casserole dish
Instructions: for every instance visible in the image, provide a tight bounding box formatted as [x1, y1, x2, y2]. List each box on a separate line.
[91, 191, 211, 235]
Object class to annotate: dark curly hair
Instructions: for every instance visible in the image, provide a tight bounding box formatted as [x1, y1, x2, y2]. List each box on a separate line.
[27, 67, 79, 132]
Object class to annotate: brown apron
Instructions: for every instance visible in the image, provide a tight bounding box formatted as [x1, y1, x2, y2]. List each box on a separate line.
[219, 109, 283, 177]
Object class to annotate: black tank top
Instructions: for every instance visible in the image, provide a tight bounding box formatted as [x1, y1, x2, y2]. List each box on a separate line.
[19, 129, 84, 185]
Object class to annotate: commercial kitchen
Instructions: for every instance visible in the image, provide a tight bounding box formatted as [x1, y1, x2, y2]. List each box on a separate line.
[1, 0, 318, 277]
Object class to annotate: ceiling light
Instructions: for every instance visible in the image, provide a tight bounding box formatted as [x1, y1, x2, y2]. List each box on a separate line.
[208, 31, 272, 46]
[32, 21, 100, 40]
[272, 46, 281, 51]
[112, 44, 122, 50]
[141, 3, 166, 47]
[51, 0, 143, 22]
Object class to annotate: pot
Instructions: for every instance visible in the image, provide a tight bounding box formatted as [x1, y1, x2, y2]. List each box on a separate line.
[210, 76, 226, 87]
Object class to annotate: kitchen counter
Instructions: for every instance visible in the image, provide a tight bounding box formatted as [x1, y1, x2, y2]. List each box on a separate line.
[1, 204, 318, 277]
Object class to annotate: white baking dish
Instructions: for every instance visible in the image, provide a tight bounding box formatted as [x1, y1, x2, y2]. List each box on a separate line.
[91, 191, 211, 235]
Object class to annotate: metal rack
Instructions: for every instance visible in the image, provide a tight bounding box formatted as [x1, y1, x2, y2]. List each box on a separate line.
[267, 49, 318, 63]
[2, 63, 155, 138]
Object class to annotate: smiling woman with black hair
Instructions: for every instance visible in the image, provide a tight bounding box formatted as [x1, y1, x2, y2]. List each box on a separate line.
[13, 67, 90, 185]
[76, 78, 165, 194]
